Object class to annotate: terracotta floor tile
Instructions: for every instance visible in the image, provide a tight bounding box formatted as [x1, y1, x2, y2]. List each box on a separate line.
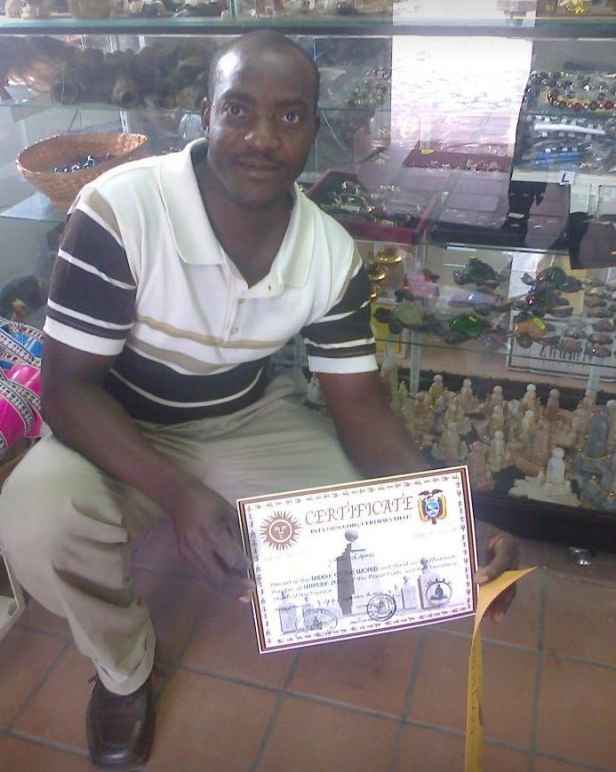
[148, 670, 276, 772]
[18, 598, 71, 639]
[483, 744, 530, 772]
[132, 519, 193, 579]
[13, 573, 204, 751]
[409, 631, 468, 732]
[519, 538, 547, 570]
[133, 568, 204, 668]
[543, 543, 616, 586]
[534, 758, 591, 772]
[288, 628, 419, 715]
[398, 726, 528, 772]
[257, 696, 398, 772]
[182, 590, 294, 687]
[537, 657, 616, 769]
[482, 642, 537, 749]
[13, 646, 91, 750]
[440, 615, 474, 636]
[480, 567, 541, 649]
[410, 633, 536, 748]
[0, 628, 66, 728]
[544, 573, 616, 667]
[0, 736, 94, 772]
[443, 569, 541, 649]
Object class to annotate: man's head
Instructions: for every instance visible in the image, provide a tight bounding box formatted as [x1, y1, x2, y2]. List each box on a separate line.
[202, 31, 320, 210]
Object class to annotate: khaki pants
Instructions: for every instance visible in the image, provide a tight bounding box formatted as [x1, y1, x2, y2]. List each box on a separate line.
[0, 374, 359, 695]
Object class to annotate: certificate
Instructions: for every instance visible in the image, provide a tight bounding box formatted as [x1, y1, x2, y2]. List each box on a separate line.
[237, 466, 478, 653]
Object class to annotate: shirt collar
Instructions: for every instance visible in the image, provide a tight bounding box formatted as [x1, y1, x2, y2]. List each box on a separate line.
[158, 139, 223, 267]
[158, 139, 314, 291]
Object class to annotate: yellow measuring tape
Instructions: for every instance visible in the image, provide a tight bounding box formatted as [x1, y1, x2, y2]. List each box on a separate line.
[464, 568, 536, 772]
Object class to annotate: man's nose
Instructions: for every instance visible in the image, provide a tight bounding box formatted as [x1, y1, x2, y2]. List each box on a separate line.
[244, 115, 281, 152]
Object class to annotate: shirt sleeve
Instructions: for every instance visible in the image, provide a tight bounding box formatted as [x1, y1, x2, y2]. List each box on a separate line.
[43, 186, 137, 356]
[301, 250, 378, 374]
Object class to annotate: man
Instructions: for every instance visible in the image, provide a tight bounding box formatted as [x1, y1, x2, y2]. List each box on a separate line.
[0, 31, 517, 770]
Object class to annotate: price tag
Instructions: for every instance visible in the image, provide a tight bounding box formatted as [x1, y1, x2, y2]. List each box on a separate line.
[559, 171, 576, 186]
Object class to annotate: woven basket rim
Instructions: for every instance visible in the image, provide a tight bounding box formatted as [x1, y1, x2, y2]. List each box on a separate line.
[16, 132, 149, 178]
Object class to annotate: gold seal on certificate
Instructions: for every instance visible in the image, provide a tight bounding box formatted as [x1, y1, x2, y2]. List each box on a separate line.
[237, 467, 478, 653]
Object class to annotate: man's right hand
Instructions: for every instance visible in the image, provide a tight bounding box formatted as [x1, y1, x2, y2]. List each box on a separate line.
[171, 478, 255, 600]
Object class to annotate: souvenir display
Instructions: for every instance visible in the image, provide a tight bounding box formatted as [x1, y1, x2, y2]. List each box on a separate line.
[1, 36, 219, 110]
[308, 170, 436, 243]
[237, 0, 391, 18]
[538, 0, 616, 17]
[5, 16, 616, 550]
[384, 370, 616, 512]
[517, 69, 616, 174]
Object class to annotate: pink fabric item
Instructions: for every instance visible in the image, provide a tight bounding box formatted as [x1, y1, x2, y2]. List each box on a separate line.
[6, 364, 42, 438]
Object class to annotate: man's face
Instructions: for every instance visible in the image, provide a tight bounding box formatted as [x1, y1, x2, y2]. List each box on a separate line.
[203, 45, 319, 209]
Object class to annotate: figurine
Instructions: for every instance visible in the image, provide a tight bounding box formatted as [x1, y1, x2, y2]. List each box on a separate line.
[593, 319, 615, 332]
[468, 441, 494, 491]
[459, 378, 476, 414]
[488, 430, 506, 473]
[486, 385, 504, 413]
[521, 265, 582, 293]
[489, 405, 505, 435]
[510, 447, 580, 507]
[174, 0, 225, 15]
[413, 392, 432, 439]
[453, 257, 509, 289]
[545, 388, 560, 422]
[514, 314, 551, 343]
[429, 374, 444, 406]
[584, 413, 608, 459]
[533, 417, 552, 467]
[571, 405, 590, 451]
[397, 382, 409, 413]
[507, 399, 522, 438]
[521, 384, 537, 414]
[520, 409, 536, 447]
[546, 446, 566, 485]
[401, 392, 416, 434]
[434, 424, 465, 465]
[446, 312, 492, 343]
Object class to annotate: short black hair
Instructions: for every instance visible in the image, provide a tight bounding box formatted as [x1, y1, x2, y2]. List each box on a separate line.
[207, 31, 320, 113]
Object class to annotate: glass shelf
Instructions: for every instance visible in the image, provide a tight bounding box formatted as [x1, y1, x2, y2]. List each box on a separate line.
[0, 192, 64, 224]
[1, 14, 616, 37]
[0, 90, 392, 117]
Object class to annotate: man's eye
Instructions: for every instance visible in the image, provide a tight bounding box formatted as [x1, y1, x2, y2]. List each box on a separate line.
[282, 110, 302, 125]
[226, 104, 247, 118]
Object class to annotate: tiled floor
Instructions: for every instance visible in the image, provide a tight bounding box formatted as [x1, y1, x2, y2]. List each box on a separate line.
[2, 524, 616, 772]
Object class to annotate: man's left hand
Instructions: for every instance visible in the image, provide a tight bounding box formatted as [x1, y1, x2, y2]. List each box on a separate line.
[475, 532, 520, 622]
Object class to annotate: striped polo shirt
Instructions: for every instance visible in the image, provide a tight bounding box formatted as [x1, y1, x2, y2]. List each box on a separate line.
[44, 139, 377, 424]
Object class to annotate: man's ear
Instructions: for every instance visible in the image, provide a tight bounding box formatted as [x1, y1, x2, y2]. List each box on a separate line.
[201, 97, 211, 133]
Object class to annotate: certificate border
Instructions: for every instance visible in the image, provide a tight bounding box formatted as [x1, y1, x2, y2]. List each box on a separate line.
[237, 465, 478, 655]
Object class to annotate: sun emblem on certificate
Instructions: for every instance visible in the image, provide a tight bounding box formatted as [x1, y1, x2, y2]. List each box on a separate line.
[260, 511, 301, 550]
[418, 489, 447, 524]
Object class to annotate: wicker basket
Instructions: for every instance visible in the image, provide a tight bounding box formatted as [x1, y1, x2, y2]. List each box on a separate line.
[16, 132, 149, 210]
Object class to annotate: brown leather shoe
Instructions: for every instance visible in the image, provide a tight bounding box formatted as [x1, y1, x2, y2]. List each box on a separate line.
[86, 673, 155, 770]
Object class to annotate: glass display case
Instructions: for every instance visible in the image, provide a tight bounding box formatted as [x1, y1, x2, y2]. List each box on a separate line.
[3, 1, 616, 549]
